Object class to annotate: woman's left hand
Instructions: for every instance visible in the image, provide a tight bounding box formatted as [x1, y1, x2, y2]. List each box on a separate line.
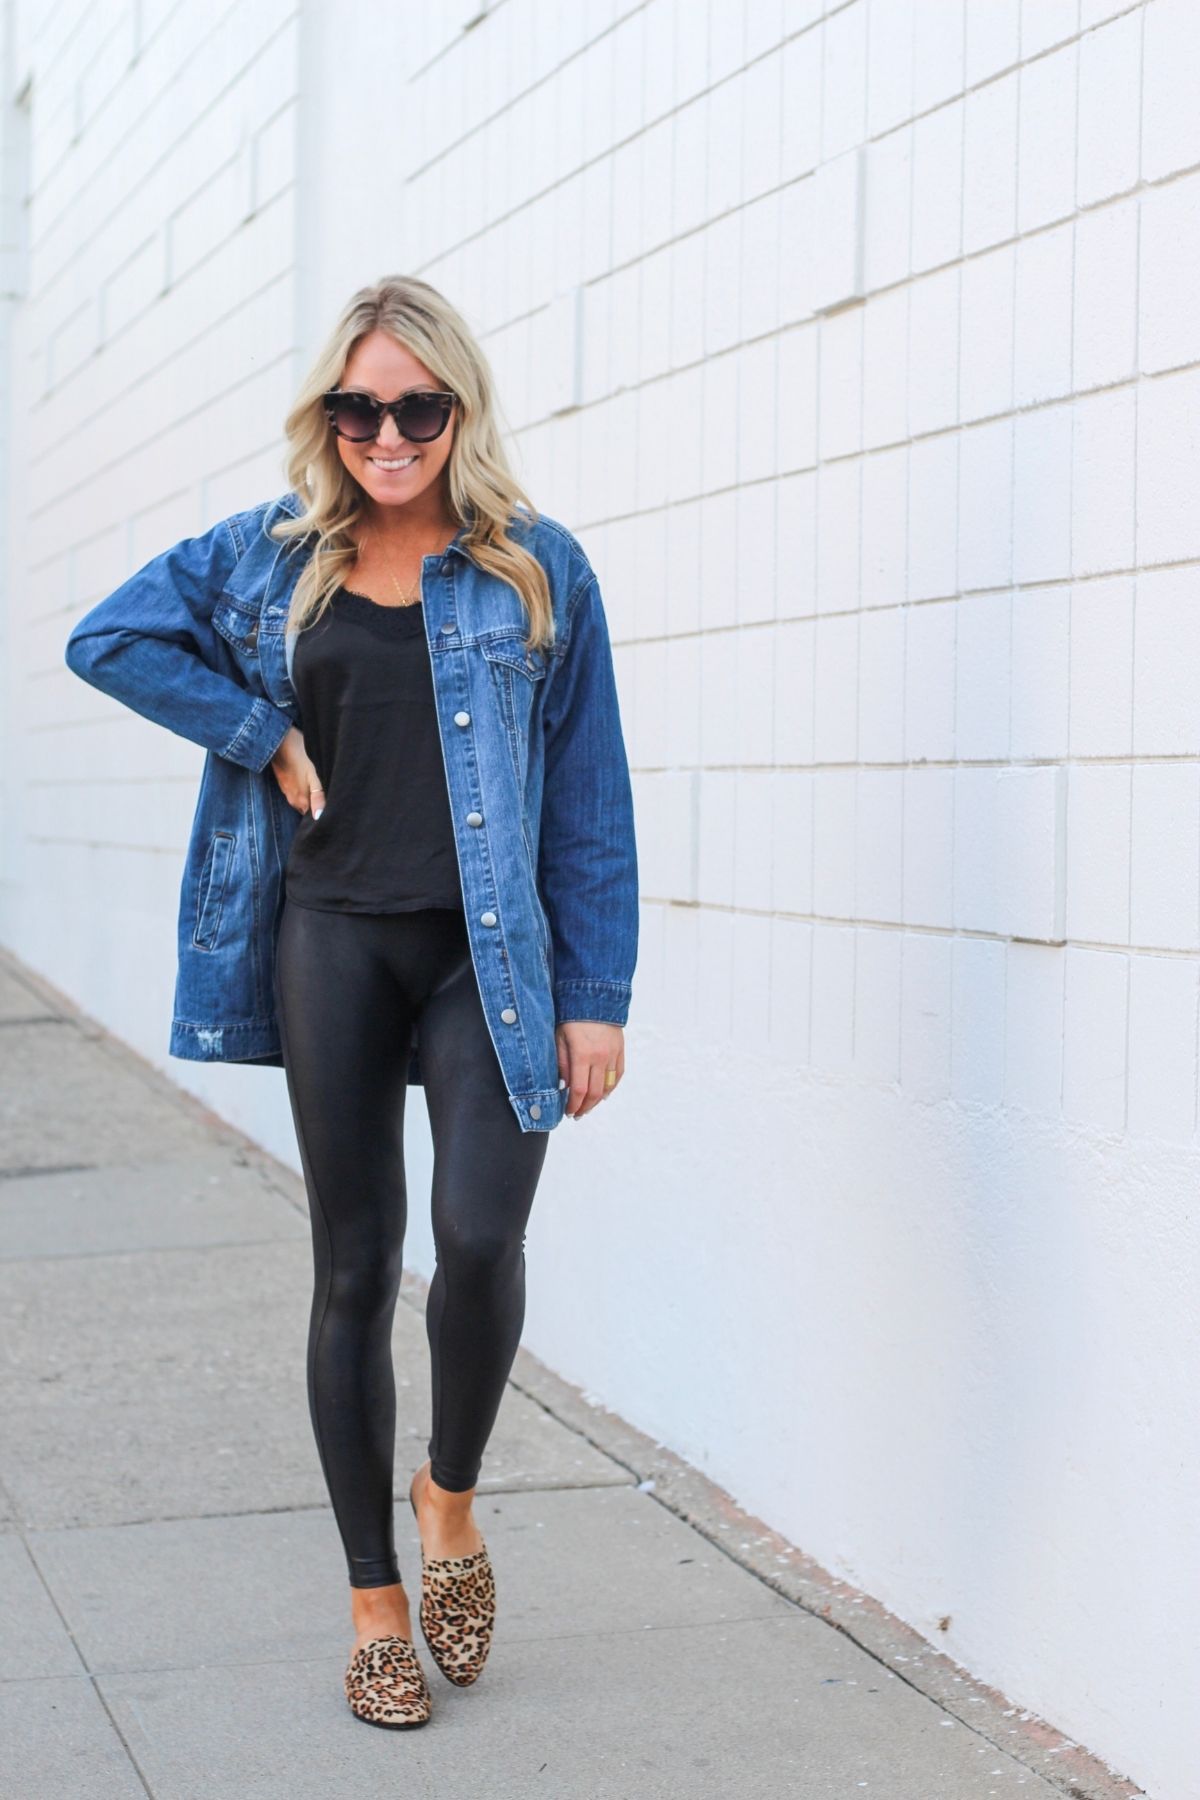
[555, 1022, 625, 1119]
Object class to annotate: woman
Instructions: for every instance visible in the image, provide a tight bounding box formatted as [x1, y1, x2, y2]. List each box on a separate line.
[63, 275, 639, 1730]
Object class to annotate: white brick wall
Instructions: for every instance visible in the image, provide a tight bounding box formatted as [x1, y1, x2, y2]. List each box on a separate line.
[4, 3, 1197, 1793]
[3, 0, 302, 1088]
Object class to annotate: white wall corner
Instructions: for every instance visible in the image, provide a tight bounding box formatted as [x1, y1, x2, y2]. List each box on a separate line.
[998, 763, 1067, 943]
[813, 146, 865, 315]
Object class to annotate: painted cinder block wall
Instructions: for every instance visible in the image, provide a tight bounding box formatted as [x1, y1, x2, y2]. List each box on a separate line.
[4, 3, 1195, 1794]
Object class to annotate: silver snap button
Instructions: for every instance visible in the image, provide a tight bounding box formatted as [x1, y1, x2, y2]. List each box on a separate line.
[480, 911, 497, 926]
[454, 711, 470, 726]
[500, 1007, 517, 1024]
[466, 810, 483, 826]
[441, 621, 457, 634]
[530, 1103, 541, 1119]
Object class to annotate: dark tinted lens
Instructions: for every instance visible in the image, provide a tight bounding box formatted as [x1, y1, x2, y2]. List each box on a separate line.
[398, 393, 450, 441]
[329, 394, 381, 440]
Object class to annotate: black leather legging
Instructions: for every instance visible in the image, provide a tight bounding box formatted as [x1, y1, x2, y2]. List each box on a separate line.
[274, 897, 550, 1588]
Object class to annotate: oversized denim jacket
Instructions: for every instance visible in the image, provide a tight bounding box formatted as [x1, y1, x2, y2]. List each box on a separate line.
[63, 491, 639, 1133]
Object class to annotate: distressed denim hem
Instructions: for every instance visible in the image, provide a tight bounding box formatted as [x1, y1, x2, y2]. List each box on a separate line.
[170, 1016, 283, 1063]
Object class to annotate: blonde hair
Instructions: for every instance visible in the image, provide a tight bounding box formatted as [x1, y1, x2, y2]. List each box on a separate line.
[268, 275, 553, 652]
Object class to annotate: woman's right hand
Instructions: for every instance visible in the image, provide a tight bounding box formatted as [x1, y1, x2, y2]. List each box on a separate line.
[270, 725, 326, 818]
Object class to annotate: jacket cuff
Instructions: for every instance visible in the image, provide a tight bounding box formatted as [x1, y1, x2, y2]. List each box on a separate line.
[221, 696, 295, 773]
[554, 979, 631, 1026]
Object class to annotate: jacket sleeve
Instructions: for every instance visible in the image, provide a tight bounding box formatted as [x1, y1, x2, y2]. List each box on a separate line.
[537, 565, 639, 1027]
[63, 516, 295, 774]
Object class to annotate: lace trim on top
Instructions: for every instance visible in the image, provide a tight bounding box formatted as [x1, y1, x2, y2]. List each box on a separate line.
[335, 586, 425, 637]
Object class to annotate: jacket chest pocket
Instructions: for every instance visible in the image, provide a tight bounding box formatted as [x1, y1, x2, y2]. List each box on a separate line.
[480, 633, 546, 719]
[213, 599, 261, 664]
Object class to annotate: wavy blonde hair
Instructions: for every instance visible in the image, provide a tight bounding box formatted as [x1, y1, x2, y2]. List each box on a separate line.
[268, 275, 553, 652]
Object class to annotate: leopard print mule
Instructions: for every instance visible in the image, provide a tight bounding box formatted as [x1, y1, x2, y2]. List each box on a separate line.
[344, 1633, 432, 1729]
[409, 1483, 497, 1687]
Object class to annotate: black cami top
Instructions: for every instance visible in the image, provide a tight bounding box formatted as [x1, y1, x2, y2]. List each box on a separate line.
[283, 587, 464, 913]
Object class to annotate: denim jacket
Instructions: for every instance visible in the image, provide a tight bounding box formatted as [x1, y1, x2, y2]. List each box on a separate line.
[64, 492, 639, 1133]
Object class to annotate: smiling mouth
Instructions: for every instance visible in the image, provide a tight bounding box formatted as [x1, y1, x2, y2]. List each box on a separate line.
[368, 455, 419, 471]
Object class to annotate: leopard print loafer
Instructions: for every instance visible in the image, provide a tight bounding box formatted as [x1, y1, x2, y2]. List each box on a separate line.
[409, 1488, 497, 1687]
[344, 1633, 432, 1729]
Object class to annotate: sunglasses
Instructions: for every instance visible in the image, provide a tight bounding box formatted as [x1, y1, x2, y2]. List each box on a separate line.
[321, 388, 459, 443]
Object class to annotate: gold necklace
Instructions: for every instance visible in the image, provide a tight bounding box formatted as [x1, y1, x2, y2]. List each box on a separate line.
[363, 528, 422, 607]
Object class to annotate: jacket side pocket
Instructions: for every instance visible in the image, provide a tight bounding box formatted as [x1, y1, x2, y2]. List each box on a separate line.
[192, 829, 236, 951]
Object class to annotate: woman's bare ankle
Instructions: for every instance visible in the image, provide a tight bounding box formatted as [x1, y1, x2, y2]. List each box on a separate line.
[411, 1459, 484, 1558]
[350, 1579, 412, 1649]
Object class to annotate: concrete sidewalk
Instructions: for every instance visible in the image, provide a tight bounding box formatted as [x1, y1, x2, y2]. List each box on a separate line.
[0, 949, 1143, 1800]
